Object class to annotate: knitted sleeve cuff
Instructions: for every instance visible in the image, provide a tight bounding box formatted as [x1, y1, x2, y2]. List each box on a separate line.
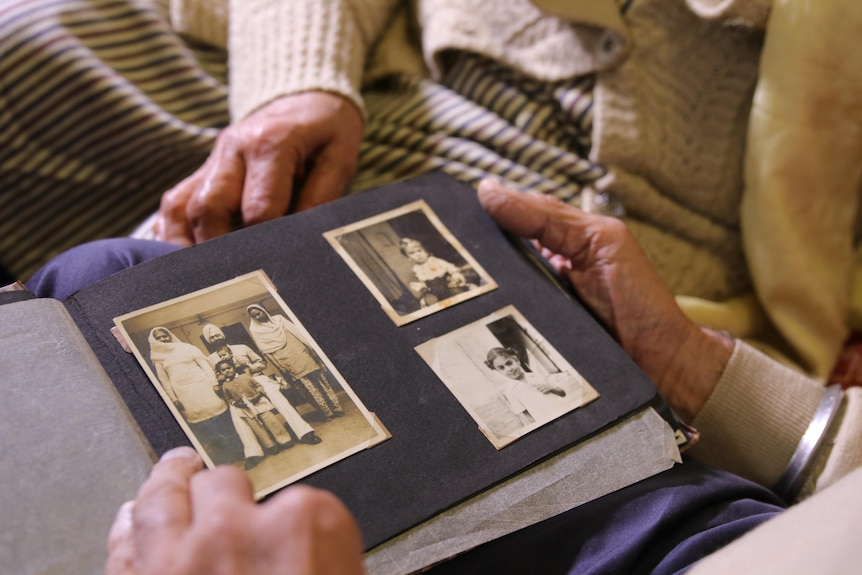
[690, 340, 822, 488]
[686, 0, 771, 28]
[228, 0, 374, 121]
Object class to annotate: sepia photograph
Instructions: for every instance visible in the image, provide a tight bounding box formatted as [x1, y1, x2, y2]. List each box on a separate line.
[416, 305, 599, 449]
[113, 271, 389, 499]
[324, 200, 497, 325]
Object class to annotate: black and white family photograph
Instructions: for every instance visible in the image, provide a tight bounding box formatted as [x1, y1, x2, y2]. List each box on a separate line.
[416, 305, 599, 449]
[324, 200, 497, 325]
[113, 271, 389, 499]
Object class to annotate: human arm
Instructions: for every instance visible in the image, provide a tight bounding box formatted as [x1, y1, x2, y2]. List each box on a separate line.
[245, 378, 268, 404]
[477, 178, 733, 422]
[537, 385, 566, 397]
[194, 355, 220, 389]
[235, 344, 267, 374]
[691, 345, 862, 498]
[106, 447, 365, 575]
[529, 373, 566, 397]
[156, 0, 398, 246]
[536, 384, 566, 397]
[154, 362, 183, 411]
[477, 178, 862, 497]
[275, 315, 314, 351]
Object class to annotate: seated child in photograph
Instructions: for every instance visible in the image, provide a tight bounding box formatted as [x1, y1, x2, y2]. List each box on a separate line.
[399, 237, 478, 306]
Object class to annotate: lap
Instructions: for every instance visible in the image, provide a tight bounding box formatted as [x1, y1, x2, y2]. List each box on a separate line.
[426, 457, 784, 575]
[26, 238, 180, 299]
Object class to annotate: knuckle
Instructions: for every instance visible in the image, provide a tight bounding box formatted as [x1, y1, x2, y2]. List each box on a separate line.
[591, 216, 630, 243]
[198, 508, 241, 540]
[186, 192, 210, 219]
[159, 189, 186, 217]
[278, 486, 352, 530]
[242, 196, 271, 223]
[243, 123, 291, 158]
[213, 127, 241, 150]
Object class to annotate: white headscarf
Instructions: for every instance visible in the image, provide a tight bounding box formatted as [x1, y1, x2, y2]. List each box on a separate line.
[246, 304, 287, 354]
[148, 327, 206, 363]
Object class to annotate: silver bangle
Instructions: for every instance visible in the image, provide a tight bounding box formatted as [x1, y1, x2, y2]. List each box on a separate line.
[773, 383, 844, 501]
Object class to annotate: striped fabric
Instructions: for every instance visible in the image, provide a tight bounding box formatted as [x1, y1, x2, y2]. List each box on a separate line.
[1, 2, 603, 281]
[353, 53, 604, 203]
[0, 0, 228, 280]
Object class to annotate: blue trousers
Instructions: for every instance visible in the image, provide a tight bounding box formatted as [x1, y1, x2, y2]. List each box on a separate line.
[27, 239, 786, 572]
[26, 238, 181, 299]
[427, 457, 783, 574]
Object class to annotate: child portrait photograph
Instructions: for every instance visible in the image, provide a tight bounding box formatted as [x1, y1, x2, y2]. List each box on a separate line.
[323, 200, 497, 325]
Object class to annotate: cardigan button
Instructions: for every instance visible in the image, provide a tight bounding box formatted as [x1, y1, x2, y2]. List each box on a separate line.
[595, 31, 624, 67]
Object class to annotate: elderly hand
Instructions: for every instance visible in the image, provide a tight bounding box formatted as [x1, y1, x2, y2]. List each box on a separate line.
[106, 447, 365, 575]
[477, 179, 734, 421]
[156, 91, 363, 246]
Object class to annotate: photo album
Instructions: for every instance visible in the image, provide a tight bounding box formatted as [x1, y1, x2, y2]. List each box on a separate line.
[1, 171, 686, 575]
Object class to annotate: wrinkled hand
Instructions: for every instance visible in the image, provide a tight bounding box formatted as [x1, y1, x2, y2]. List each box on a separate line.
[477, 179, 734, 421]
[156, 91, 363, 246]
[107, 447, 365, 575]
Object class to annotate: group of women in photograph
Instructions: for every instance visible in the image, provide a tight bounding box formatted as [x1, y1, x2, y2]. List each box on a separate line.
[146, 304, 338, 468]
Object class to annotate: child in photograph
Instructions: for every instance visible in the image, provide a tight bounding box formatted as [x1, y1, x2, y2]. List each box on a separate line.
[399, 237, 478, 306]
[203, 324, 266, 374]
[215, 359, 295, 457]
[210, 344, 268, 467]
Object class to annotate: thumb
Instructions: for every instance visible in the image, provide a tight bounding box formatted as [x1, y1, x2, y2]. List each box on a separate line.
[105, 501, 138, 575]
[477, 178, 596, 261]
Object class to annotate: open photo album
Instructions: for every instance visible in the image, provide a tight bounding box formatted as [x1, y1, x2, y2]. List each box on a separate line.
[2, 171, 687, 575]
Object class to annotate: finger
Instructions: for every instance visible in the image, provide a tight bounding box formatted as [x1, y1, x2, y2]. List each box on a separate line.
[478, 178, 634, 265]
[260, 486, 365, 575]
[477, 179, 585, 254]
[105, 501, 137, 575]
[157, 173, 203, 247]
[188, 143, 246, 242]
[132, 447, 203, 556]
[240, 148, 297, 226]
[189, 465, 255, 519]
[292, 144, 358, 213]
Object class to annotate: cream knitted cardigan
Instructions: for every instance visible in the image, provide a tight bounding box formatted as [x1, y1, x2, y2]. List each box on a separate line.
[169, 0, 862, 495]
[168, 0, 850, 335]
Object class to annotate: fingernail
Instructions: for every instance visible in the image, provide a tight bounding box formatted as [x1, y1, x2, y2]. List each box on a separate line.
[118, 500, 135, 524]
[109, 500, 135, 541]
[160, 446, 200, 462]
